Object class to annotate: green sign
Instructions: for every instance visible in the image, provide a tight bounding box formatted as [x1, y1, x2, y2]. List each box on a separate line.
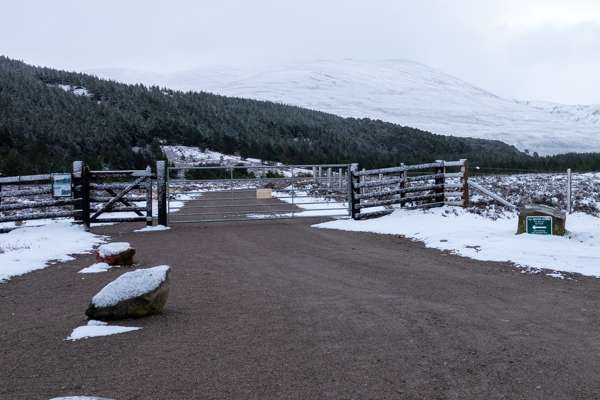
[526, 216, 553, 235]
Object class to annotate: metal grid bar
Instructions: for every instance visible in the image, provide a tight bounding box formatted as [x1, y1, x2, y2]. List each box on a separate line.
[169, 214, 350, 224]
[167, 164, 352, 224]
[172, 207, 349, 217]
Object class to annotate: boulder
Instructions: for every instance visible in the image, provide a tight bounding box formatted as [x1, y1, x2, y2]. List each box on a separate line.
[96, 242, 135, 266]
[517, 204, 566, 236]
[86, 265, 170, 320]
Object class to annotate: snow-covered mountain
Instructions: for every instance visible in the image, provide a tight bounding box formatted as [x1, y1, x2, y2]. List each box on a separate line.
[89, 60, 600, 155]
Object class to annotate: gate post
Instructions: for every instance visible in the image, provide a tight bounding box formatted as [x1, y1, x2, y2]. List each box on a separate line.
[157, 161, 168, 226]
[145, 165, 153, 226]
[461, 159, 470, 208]
[348, 163, 359, 220]
[72, 161, 91, 229]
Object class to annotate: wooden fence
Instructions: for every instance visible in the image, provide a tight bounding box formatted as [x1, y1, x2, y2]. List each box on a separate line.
[0, 174, 81, 228]
[0, 161, 156, 231]
[349, 159, 469, 220]
[0, 159, 469, 229]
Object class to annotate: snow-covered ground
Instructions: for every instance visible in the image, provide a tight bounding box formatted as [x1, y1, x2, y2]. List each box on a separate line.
[470, 172, 600, 216]
[91, 59, 600, 155]
[315, 206, 600, 278]
[0, 222, 105, 283]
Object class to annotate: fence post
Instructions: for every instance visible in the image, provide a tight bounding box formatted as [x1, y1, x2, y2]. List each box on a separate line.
[434, 160, 445, 206]
[145, 165, 153, 226]
[327, 167, 332, 189]
[567, 168, 572, 214]
[400, 163, 406, 207]
[157, 160, 168, 226]
[461, 159, 470, 208]
[313, 166, 317, 183]
[348, 163, 359, 219]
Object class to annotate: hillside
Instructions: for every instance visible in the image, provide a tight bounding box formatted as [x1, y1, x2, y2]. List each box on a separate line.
[1, 56, 599, 175]
[91, 59, 600, 155]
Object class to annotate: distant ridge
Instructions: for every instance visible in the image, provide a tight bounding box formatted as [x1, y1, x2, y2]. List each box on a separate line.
[90, 59, 600, 155]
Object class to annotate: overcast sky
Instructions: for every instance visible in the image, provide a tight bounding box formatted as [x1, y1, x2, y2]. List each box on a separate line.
[2, 0, 599, 104]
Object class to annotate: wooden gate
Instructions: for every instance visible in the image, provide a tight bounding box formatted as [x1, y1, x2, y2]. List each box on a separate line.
[73, 161, 154, 227]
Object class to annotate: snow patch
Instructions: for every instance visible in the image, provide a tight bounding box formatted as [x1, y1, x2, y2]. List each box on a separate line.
[134, 225, 171, 233]
[65, 320, 140, 341]
[78, 263, 112, 274]
[50, 397, 113, 400]
[0, 222, 106, 283]
[315, 206, 600, 277]
[91, 265, 170, 308]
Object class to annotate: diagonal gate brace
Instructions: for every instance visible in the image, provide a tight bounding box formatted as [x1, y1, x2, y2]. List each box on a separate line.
[104, 188, 144, 216]
[91, 176, 147, 221]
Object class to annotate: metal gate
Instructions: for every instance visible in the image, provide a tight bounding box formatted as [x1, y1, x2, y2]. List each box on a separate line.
[166, 164, 351, 224]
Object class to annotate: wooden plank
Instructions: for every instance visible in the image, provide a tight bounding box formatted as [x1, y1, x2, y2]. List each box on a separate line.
[92, 217, 147, 223]
[90, 170, 149, 177]
[91, 206, 147, 213]
[0, 187, 52, 198]
[0, 210, 81, 223]
[91, 183, 144, 190]
[443, 160, 466, 167]
[356, 176, 405, 189]
[0, 198, 77, 212]
[356, 183, 463, 200]
[469, 181, 517, 209]
[357, 193, 437, 209]
[90, 196, 147, 203]
[406, 173, 444, 182]
[354, 162, 443, 177]
[0, 174, 52, 184]
[355, 209, 394, 220]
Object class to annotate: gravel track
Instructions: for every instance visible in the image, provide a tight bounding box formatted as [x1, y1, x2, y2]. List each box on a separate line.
[2, 195, 600, 399]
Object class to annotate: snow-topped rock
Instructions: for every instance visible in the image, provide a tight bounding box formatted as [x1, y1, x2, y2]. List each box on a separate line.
[86, 266, 171, 320]
[96, 242, 135, 266]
